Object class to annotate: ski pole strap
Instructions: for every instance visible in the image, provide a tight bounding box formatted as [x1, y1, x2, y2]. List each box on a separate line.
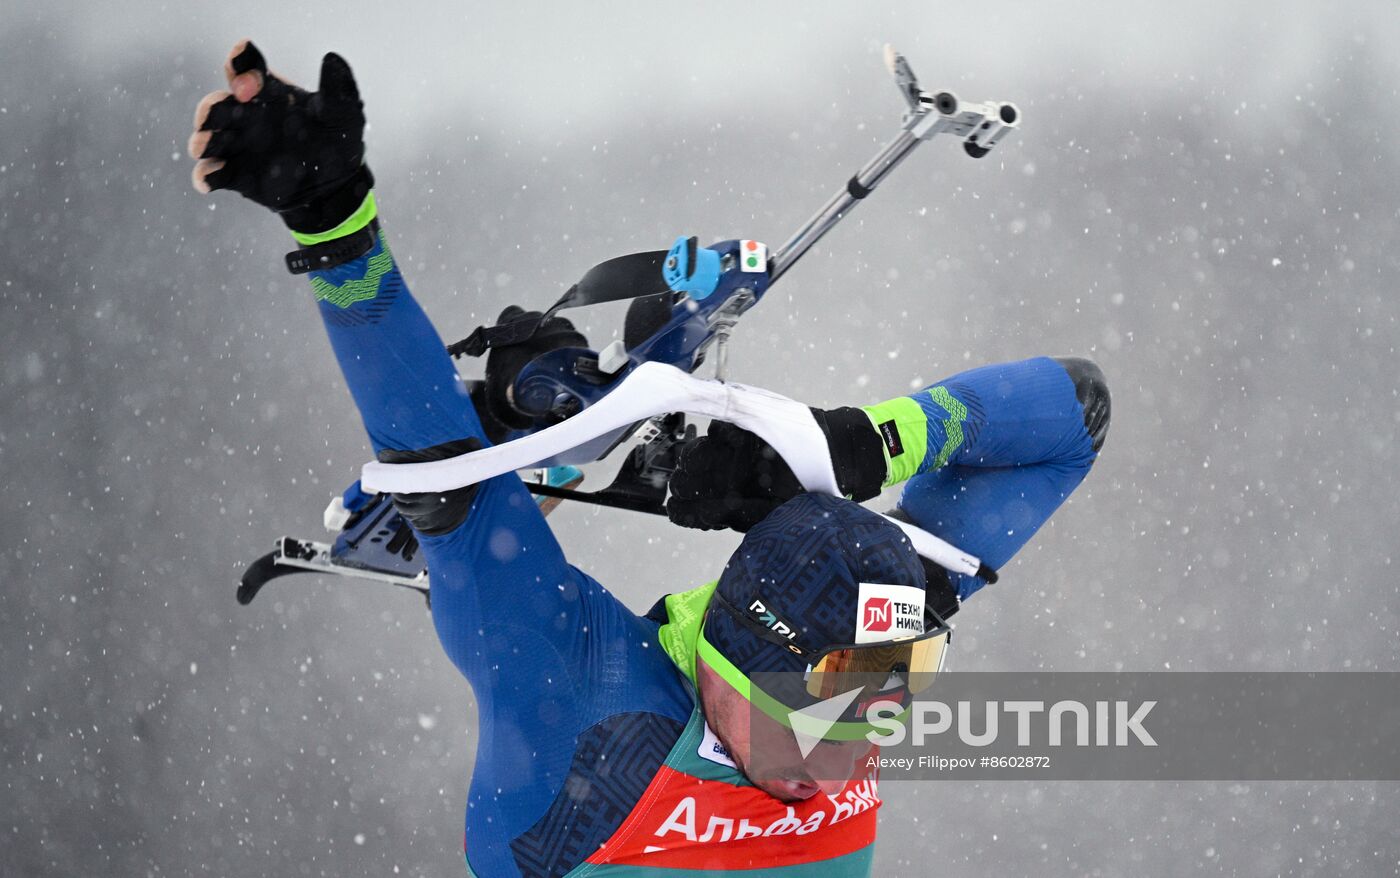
[449, 249, 671, 358]
[285, 220, 380, 274]
[449, 313, 547, 359]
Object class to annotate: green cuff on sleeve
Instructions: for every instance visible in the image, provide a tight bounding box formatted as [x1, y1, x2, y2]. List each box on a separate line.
[289, 191, 378, 246]
[861, 396, 929, 487]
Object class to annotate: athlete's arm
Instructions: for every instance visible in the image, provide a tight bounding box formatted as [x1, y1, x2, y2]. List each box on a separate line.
[190, 47, 694, 870]
[666, 359, 1108, 603]
[186, 39, 647, 700]
[878, 357, 1109, 600]
[315, 236, 692, 869]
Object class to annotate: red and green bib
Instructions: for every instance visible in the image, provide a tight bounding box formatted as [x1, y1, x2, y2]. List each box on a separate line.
[570, 581, 881, 876]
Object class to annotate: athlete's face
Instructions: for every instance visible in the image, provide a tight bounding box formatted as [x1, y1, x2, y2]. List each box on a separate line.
[696, 658, 870, 803]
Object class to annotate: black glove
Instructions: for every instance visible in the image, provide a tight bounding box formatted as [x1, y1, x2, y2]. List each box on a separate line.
[194, 41, 372, 234]
[475, 306, 589, 440]
[665, 408, 888, 532]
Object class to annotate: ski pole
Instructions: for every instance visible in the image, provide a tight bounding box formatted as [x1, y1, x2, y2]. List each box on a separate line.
[768, 127, 927, 283]
[768, 46, 1019, 284]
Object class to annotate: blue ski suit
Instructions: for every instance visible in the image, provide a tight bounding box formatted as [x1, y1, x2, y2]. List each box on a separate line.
[303, 208, 1106, 876]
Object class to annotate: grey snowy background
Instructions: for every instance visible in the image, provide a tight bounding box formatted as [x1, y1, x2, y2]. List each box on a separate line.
[3, 1, 1399, 875]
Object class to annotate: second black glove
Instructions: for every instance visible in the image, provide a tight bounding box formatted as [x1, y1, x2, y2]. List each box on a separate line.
[665, 407, 888, 532]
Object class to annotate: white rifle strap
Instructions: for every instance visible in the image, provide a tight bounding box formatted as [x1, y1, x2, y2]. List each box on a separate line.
[359, 362, 983, 578]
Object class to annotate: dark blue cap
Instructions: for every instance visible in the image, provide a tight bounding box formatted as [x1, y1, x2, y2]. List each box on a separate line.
[704, 493, 928, 678]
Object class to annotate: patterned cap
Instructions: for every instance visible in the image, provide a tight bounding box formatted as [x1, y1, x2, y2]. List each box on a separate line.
[704, 492, 928, 678]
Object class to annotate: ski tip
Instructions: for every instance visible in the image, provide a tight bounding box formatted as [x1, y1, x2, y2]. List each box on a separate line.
[883, 43, 900, 76]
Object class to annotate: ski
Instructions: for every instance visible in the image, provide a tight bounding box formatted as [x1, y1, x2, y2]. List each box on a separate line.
[239, 536, 430, 607]
[238, 466, 584, 606]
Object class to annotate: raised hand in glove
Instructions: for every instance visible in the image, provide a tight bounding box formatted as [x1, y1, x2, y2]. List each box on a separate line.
[665, 408, 889, 532]
[189, 40, 372, 234]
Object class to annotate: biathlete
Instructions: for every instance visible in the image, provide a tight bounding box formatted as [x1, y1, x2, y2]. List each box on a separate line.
[190, 41, 1109, 878]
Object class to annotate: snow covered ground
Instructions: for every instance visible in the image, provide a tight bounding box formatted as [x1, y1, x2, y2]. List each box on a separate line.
[3, 2, 1398, 875]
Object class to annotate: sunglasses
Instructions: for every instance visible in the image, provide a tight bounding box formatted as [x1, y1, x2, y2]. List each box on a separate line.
[706, 589, 953, 701]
